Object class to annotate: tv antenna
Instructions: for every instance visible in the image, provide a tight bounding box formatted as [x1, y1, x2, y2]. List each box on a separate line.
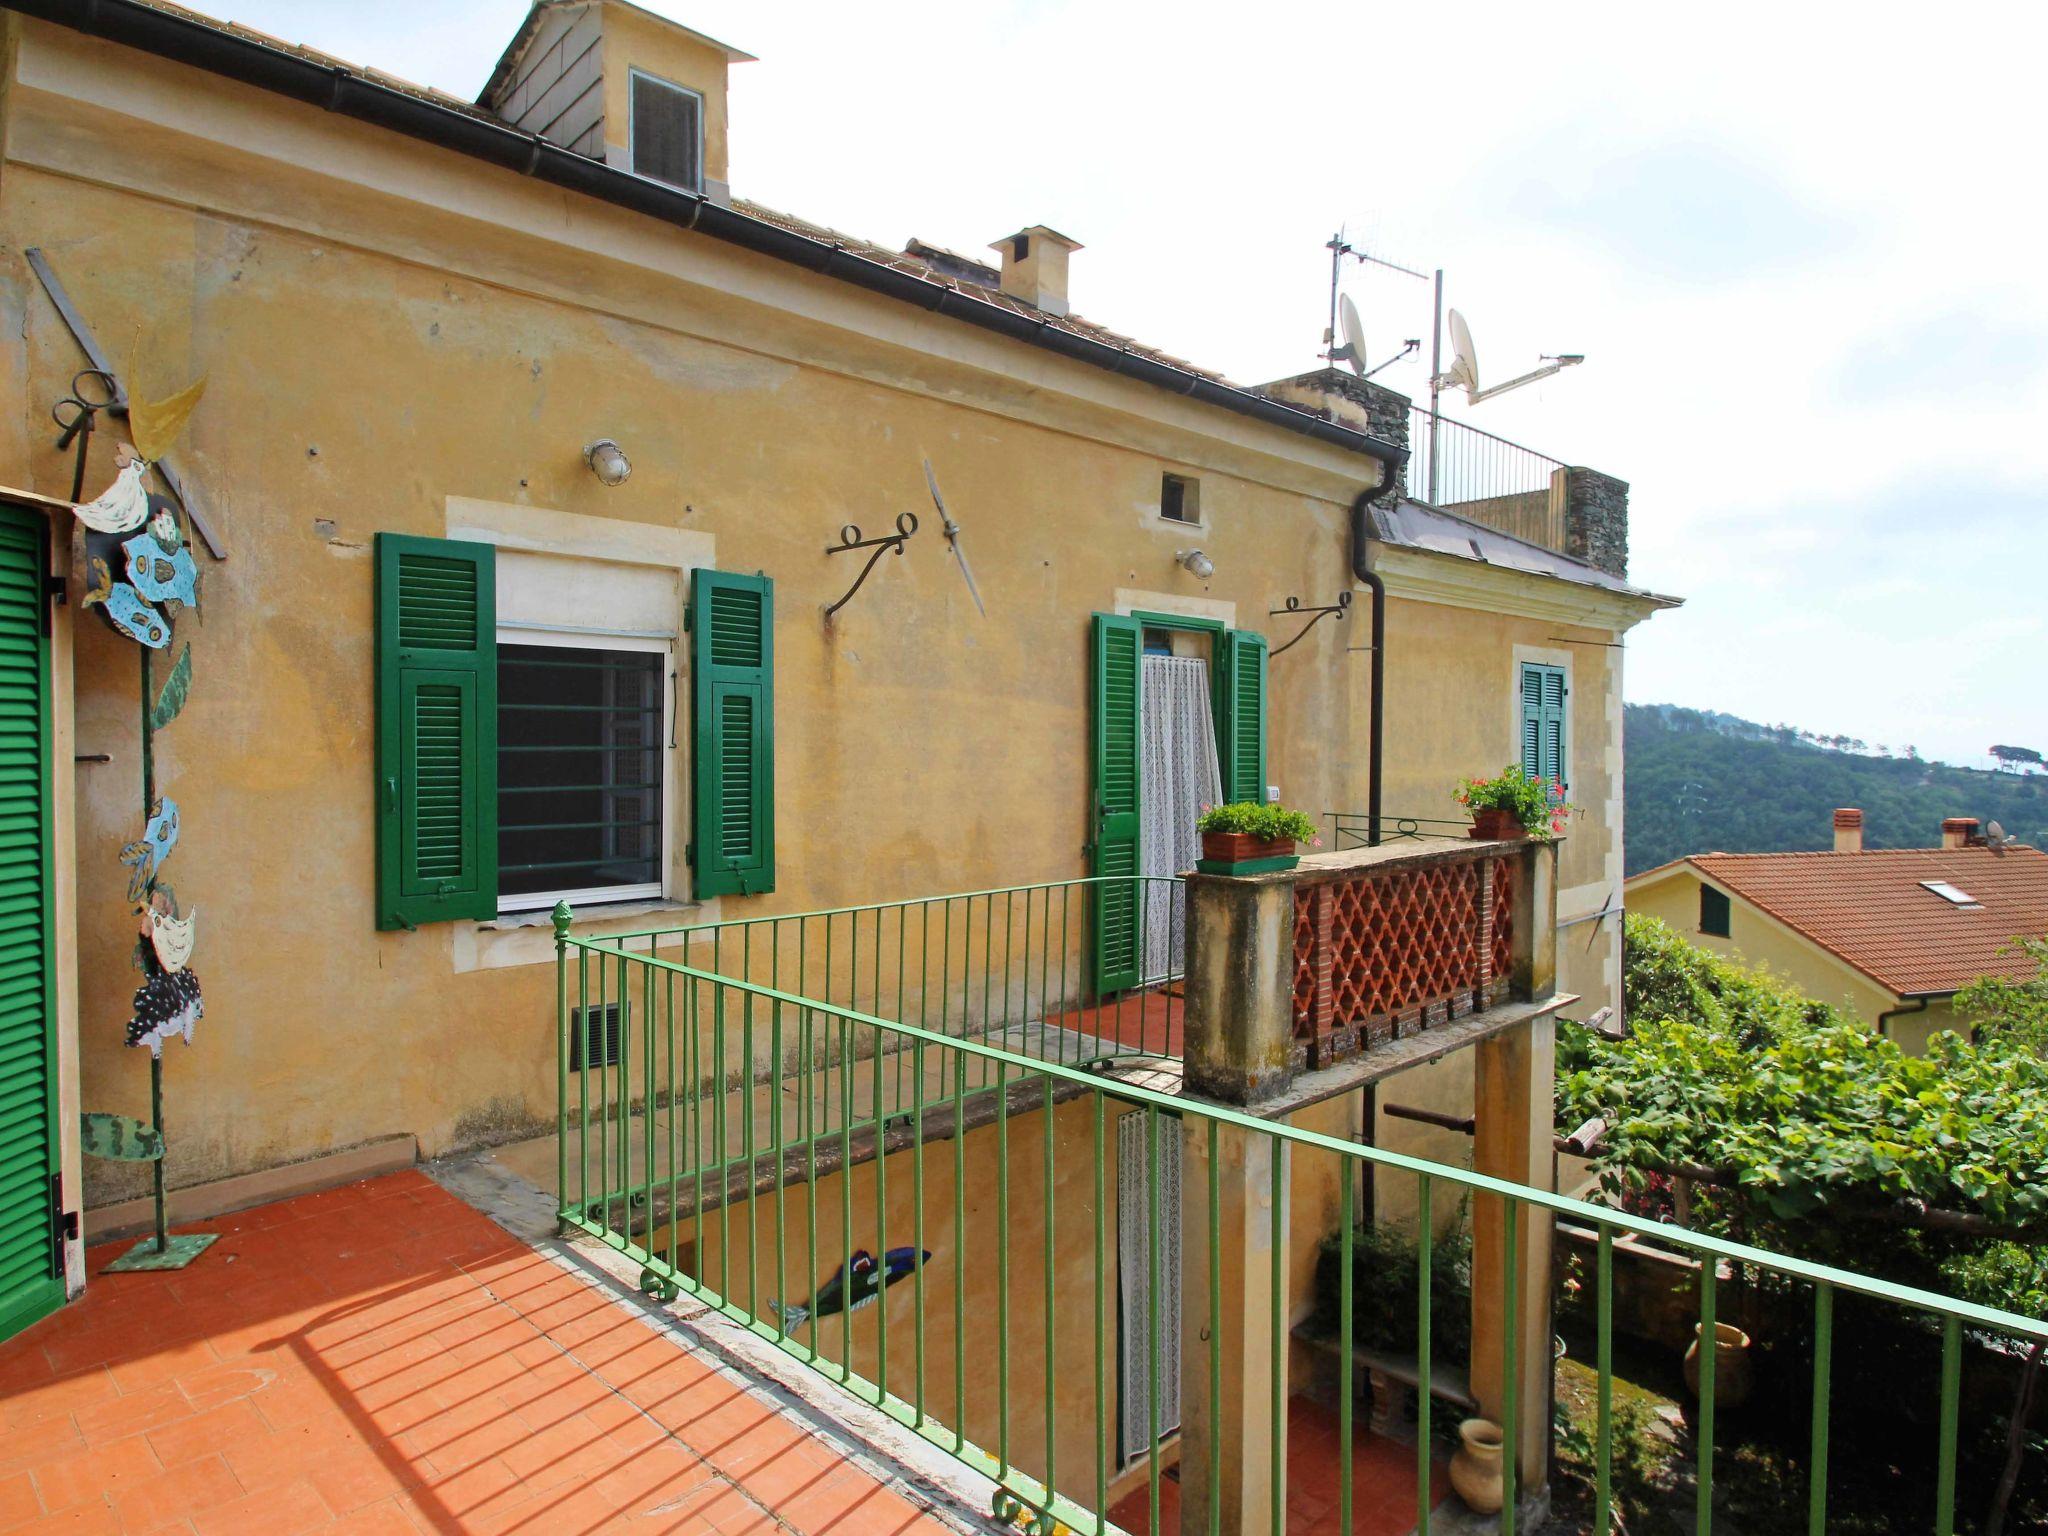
[1323, 232, 1421, 379]
[1319, 229, 1586, 502]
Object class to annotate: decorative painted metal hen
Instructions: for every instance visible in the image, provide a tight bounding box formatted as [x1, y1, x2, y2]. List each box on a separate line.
[770, 1247, 928, 1331]
[73, 445, 151, 533]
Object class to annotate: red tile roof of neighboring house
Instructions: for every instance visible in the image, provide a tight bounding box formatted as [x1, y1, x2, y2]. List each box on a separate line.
[1672, 847, 2048, 997]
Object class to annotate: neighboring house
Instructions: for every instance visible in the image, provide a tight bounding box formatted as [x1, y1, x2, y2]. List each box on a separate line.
[0, 6, 1674, 1472]
[1626, 810, 2048, 1052]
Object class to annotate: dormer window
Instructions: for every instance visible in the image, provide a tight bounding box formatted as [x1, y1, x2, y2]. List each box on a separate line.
[629, 69, 703, 192]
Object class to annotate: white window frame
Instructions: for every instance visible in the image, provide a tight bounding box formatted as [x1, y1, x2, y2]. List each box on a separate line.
[495, 625, 678, 914]
[627, 68, 705, 194]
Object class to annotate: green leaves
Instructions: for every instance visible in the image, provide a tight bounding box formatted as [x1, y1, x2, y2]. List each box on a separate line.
[1194, 801, 1319, 843]
[1563, 915, 2048, 1278]
[149, 643, 191, 730]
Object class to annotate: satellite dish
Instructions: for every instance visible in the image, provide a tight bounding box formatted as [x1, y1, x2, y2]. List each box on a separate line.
[1444, 309, 1479, 395]
[1338, 295, 1367, 376]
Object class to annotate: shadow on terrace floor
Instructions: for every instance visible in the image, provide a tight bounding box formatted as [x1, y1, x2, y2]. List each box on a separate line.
[0, 1171, 952, 1534]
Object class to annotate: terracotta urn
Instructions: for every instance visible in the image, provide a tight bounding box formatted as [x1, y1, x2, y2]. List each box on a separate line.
[1197, 830, 1298, 874]
[1448, 1417, 1506, 1515]
[1683, 1321, 1754, 1408]
[1468, 807, 1528, 841]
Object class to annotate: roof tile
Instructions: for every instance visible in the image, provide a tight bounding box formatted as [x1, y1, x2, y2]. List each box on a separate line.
[1687, 847, 2048, 996]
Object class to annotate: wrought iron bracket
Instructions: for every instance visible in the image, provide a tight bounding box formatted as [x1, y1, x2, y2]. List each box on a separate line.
[823, 511, 919, 619]
[1269, 591, 1352, 656]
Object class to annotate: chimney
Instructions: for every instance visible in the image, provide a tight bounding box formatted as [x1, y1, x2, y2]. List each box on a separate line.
[991, 226, 1082, 317]
[1833, 808, 1864, 854]
[1941, 817, 1980, 850]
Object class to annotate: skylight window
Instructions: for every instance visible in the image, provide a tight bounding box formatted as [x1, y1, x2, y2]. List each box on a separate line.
[1920, 880, 1983, 909]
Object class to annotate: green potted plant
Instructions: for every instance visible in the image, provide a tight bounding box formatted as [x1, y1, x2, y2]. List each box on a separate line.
[1453, 766, 1576, 841]
[1195, 802, 1320, 874]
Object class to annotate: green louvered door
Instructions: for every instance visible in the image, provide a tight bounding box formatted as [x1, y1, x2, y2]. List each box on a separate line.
[0, 502, 59, 1343]
[1091, 614, 1143, 995]
[691, 570, 775, 898]
[1214, 628, 1268, 805]
[374, 534, 497, 930]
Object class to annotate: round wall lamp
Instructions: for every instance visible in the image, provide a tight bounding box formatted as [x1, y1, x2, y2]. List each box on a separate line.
[584, 438, 632, 487]
[1176, 548, 1214, 580]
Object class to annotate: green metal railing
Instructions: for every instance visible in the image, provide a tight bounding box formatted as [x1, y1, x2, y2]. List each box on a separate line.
[597, 873, 1187, 1067]
[553, 904, 2048, 1536]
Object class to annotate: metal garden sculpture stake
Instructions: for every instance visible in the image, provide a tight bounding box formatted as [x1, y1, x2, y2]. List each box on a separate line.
[60, 354, 218, 1271]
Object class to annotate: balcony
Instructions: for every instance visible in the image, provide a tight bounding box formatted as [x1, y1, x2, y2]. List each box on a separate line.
[436, 843, 2048, 1535]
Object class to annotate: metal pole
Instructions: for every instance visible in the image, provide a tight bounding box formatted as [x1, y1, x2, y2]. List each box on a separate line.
[1327, 234, 1345, 364]
[1428, 268, 1444, 505]
[140, 643, 169, 1253]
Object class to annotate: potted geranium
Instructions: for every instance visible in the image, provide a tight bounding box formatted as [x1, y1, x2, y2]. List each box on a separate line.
[1453, 766, 1575, 841]
[1195, 802, 1321, 874]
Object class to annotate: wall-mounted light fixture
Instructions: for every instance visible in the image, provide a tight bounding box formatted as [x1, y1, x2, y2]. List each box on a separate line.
[584, 439, 632, 487]
[1176, 548, 1214, 580]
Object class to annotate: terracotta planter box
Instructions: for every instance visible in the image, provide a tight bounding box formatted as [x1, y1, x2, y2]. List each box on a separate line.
[1196, 830, 1299, 875]
[1467, 808, 1528, 842]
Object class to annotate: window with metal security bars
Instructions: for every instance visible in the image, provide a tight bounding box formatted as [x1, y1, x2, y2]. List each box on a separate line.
[1699, 884, 1731, 937]
[629, 69, 703, 192]
[567, 1001, 625, 1072]
[498, 641, 667, 909]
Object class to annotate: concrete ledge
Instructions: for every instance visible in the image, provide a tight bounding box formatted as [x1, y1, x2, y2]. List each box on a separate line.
[84, 1134, 419, 1241]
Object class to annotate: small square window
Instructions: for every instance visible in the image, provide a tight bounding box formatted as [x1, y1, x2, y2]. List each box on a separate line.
[1699, 885, 1731, 937]
[1160, 473, 1200, 525]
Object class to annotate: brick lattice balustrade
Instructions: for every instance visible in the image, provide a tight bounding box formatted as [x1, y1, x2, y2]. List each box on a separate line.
[1291, 847, 1518, 1069]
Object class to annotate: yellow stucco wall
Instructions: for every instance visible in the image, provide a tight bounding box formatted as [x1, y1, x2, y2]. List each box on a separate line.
[0, 22, 1650, 1206]
[1626, 867, 1957, 1050]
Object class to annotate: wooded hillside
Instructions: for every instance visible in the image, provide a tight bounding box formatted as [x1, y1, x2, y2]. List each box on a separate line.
[1625, 704, 2048, 875]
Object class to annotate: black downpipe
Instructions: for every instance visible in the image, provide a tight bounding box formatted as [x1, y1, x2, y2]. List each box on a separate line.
[1351, 479, 1405, 846]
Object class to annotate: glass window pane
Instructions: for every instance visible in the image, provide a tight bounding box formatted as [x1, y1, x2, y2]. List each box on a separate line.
[498, 644, 664, 899]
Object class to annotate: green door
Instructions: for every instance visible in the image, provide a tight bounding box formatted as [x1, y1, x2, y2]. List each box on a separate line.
[1090, 614, 1143, 995]
[0, 503, 58, 1342]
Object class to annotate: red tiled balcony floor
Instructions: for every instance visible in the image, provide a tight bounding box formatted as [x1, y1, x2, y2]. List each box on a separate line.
[1046, 986, 1184, 1061]
[0, 1171, 948, 1534]
[1106, 1396, 1447, 1536]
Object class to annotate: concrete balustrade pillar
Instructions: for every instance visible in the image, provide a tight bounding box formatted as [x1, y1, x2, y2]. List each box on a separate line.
[1180, 870, 1297, 1106]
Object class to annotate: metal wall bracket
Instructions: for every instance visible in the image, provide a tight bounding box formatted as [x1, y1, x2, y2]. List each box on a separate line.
[1269, 592, 1352, 656]
[823, 511, 919, 619]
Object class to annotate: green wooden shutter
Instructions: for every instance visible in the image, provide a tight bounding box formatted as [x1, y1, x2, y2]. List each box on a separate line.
[1214, 628, 1268, 805]
[0, 502, 60, 1343]
[375, 534, 497, 930]
[691, 570, 775, 898]
[1091, 613, 1143, 995]
[1519, 663, 1568, 787]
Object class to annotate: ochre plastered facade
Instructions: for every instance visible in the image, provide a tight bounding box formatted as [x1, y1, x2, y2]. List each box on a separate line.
[0, 17, 1657, 1211]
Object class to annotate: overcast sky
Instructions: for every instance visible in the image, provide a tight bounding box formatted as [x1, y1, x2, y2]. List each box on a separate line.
[220, 1, 2048, 767]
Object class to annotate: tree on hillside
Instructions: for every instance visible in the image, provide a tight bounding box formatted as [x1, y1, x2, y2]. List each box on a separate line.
[1992, 745, 2045, 773]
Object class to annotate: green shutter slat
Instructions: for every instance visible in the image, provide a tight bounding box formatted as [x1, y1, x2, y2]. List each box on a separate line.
[374, 534, 496, 929]
[0, 500, 57, 1340]
[1090, 613, 1144, 995]
[691, 571, 774, 898]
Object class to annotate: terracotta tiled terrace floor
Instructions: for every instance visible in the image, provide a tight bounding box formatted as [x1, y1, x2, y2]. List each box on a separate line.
[0, 1171, 952, 1534]
[1106, 1397, 1446, 1536]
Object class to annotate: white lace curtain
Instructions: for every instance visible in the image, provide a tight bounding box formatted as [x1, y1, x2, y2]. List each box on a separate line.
[1139, 655, 1222, 979]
